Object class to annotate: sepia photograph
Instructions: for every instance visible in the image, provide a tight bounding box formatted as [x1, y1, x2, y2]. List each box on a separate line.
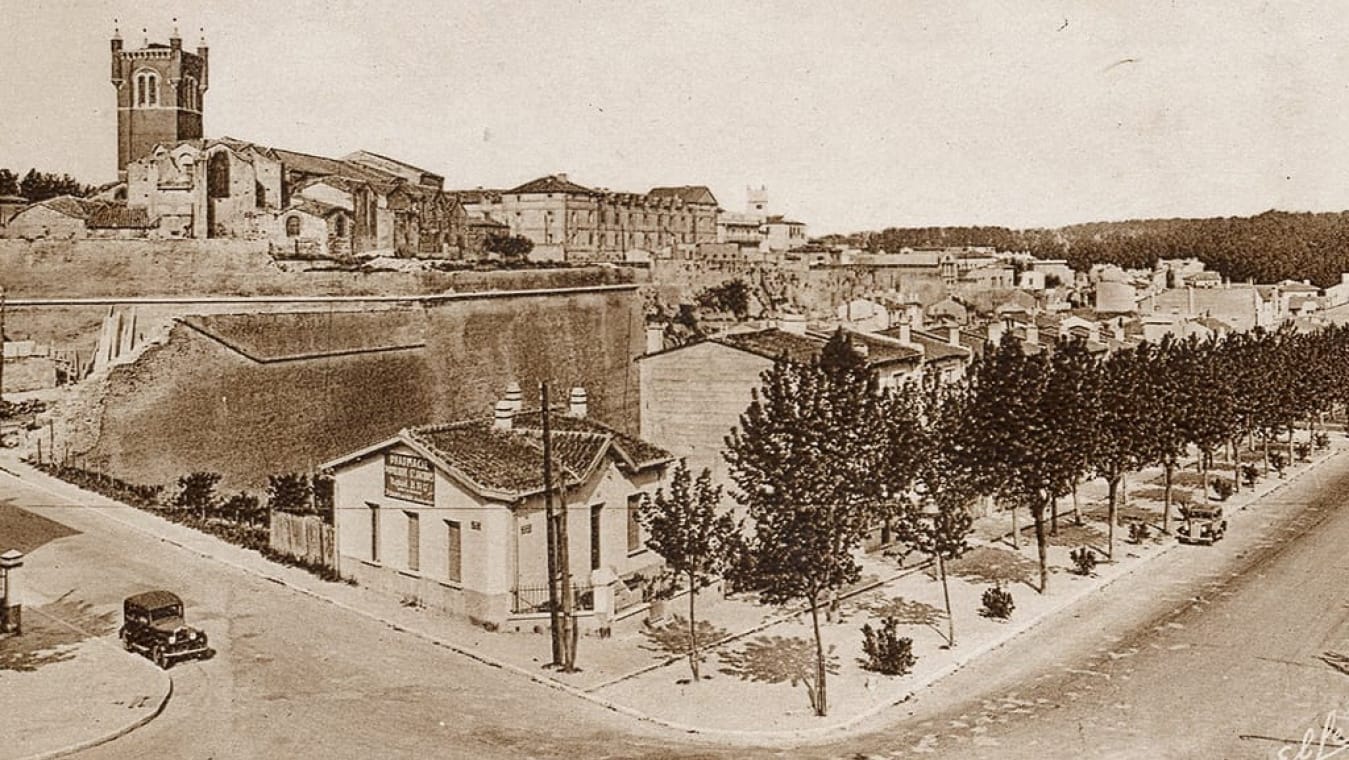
[1, 2, 1348, 758]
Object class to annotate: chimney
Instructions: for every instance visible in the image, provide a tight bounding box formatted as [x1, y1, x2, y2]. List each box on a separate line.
[504, 381, 523, 412]
[948, 326, 961, 347]
[1024, 323, 1039, 346]
[988, 320, 1005, 345]
[170, 18, 181, 50]
[898, 321, 912, 345]
[645, 324, 665, 354]
[567, 387, 588, 418]
[556, 173, 569, 182]
[1112, 321, 1125, 342]
[492, 399, 514, 431]
[908, 304, 924, 330]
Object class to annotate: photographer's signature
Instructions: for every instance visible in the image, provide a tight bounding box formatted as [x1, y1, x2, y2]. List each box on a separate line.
[1278, 710, 1348, 760]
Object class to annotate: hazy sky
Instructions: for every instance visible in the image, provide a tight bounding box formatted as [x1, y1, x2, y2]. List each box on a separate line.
[4, 1, 1348, 233]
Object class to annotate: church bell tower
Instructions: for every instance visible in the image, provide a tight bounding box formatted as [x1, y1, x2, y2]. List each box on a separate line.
[110, 20, 208, 177]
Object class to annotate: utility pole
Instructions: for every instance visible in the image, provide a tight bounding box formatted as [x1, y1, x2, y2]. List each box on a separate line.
[0, 286, 6, 406]
[541, 382, 562, 667]
[557, 464, 576, 672]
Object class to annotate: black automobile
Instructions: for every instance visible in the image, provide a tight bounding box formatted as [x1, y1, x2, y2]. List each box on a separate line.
[118, 590, 210, 669]
[1176, 504, 1227, 545]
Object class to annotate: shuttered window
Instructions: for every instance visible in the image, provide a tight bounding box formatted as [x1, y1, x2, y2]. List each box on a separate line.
[446, 520, 462, 584]
[627, 494, 642, 554]
[406, 512, 420, 572]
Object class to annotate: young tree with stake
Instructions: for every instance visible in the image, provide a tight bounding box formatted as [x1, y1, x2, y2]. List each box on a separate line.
[640, 461, 740, 682]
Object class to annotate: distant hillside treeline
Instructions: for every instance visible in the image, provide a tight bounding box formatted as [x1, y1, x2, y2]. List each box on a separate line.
[824, 210, 1349, 288]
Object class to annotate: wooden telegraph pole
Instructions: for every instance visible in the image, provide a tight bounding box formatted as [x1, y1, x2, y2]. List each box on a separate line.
[0, 286, 6, 405]
[541, 382, 562, 666]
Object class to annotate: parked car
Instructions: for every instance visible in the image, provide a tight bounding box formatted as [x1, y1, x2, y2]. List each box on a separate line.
[119, 590, 210, 669]
[1176, 504, 1227, 545]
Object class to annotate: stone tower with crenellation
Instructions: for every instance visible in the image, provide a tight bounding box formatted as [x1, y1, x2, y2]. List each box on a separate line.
[110, 20, 208, 178]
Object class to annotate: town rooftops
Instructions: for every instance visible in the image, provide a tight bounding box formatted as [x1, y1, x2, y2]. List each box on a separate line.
[643, 327, 922, 367]
[27, 195, 102, 220]
[325, 408, 673, 502]
[878, 327, 971, 363]
[1189, 271, 1222, 282]
[763, 215, 805, 226]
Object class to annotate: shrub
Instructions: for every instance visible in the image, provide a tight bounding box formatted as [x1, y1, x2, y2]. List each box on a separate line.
[860, 616, 916, 675]
[222, 492, 262, 526]
[266, 472, 313, 515]
[1070, 547, 1097, 575]
[980, 584, 1015, 620]
[1313, 431, 1331, 451]
[1211, 477, 1234, 502]
[173, 472, 221, 519]
[1293, 442, 1311, 462]
[1128, 521, 1152, 544]
[1269, 452, 1287, 477]
[1241, 464, 1260, 489]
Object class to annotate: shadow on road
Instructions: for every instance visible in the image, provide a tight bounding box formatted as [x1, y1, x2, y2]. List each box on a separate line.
[0, 595, 117, 672]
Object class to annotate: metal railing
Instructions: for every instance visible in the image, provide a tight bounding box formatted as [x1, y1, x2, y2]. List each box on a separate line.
[510, 583, 594, 615]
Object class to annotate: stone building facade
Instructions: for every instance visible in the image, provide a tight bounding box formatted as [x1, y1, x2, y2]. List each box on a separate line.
[486, 175, 718, 262]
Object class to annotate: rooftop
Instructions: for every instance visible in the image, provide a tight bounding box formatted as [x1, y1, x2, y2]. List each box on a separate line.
[402, 409, 672, 501]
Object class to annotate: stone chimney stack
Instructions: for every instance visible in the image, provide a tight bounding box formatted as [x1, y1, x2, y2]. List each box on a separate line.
[568, 387, 588, 418]
[492, 399, 515, 432]
[898, 321, 912, 345]
[645, 325, 665, 354]
[504, 381, 523, 413]
[948, 325, 961, 347]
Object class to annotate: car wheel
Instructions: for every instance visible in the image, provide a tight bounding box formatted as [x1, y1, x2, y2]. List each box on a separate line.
[152, 645, 168, 669]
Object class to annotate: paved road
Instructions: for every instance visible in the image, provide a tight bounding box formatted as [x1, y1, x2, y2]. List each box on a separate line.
[8, 452, 1349, 759]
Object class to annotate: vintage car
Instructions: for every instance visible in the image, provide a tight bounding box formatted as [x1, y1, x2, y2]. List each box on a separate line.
[119, 590, 210, 669]
[1176, 504, 1227, 545]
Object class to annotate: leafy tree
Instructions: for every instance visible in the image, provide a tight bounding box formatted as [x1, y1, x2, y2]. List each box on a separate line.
[266, 472, 313, 515]
[174, 471, 222, 521]
[725, 350, 878, 717]
[639, 461, 740, 682]
[696, 279, 752, 321]
[0, 169, 19, 197]
[485, 233, 534, 263]
[1090, 343, 1152, 558]
[19, 169, 91, 202]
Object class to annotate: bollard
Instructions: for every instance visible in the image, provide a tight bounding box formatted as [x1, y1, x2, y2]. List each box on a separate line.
[0, 549, 24, 635]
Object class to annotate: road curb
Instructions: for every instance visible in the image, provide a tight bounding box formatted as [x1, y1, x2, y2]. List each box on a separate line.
[17, 663, 173, 760]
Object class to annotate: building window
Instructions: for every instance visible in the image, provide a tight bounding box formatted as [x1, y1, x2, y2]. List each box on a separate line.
[368, 502, 380, 562]
[406, 511, 420, 573]
[285, 216, 301, 237]
[627, 494, 643, 554]
[590, 503, 603, 571]
[135, 71, 159, 107]
[334, 214, 347, 237]
[183, 75, 198, 111]
[446, 520, 462, 584]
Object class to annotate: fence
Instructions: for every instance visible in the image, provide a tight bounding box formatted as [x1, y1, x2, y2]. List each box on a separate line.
[269, 511, 335, 569]
[510, 583, 595, 615]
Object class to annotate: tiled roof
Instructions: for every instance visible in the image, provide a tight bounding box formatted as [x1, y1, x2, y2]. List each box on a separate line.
[647, 186, 718, 205]
[404, 409, 671, 500]
[715, 329, 826, 363]
[181, 310, 426, 363]
[36, 196, 100, 220]
[87, 203, 153, 229]
[505, 174, 596, 195]
[270, 148, 395, 184]
[904, 329, 972, 362]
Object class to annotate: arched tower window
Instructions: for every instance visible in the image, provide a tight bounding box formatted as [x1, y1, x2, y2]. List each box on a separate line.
[135, 71, 160, 107]
[183, 76, 198, 111]
[286, 216, 301, 237]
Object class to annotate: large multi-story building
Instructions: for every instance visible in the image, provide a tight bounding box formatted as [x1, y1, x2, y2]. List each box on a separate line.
[484, 174, 719, 262]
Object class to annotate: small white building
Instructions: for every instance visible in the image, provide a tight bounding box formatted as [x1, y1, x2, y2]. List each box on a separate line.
[322, 388, 672, 630]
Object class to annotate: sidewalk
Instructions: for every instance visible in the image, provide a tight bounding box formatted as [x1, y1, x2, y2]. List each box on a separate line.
[0, 592, 171, 760]
[0, 436, 1342, 744]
